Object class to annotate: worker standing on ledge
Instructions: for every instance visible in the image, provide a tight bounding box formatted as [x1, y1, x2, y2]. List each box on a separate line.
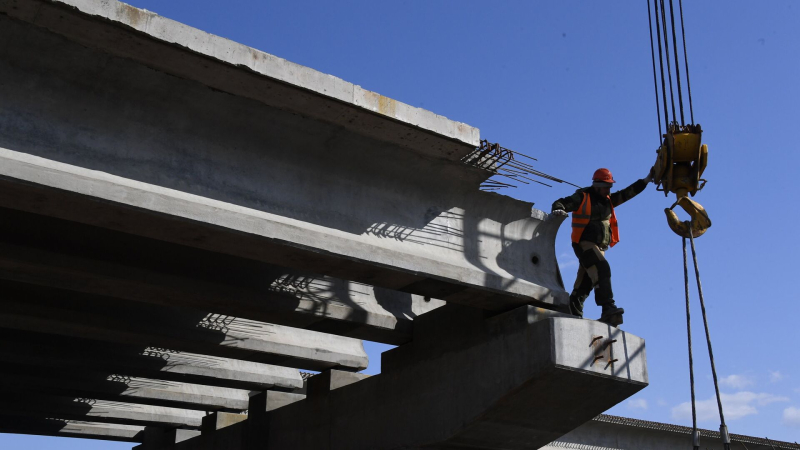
[551, 168, 653, 326]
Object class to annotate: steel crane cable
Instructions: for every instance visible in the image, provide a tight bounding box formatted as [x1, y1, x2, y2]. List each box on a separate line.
[667, 0, 686, 125]
[651, 0, 671, 132]
[649, 0, 696, 131]
[646, 0, 663, 144]
[682, 236, 700, 450]
[677, 0, 695, 124]
[689, 228, 731, 450]
[658, 0, 677, 126]
[682, 226, 732, 450]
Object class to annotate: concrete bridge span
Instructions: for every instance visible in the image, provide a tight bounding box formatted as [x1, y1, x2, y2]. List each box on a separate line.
[0, 1, 650, 449]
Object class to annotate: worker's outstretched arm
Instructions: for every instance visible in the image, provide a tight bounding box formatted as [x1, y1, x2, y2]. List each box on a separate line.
[609, 177, 649, 207]
[552, 189, 585, 213]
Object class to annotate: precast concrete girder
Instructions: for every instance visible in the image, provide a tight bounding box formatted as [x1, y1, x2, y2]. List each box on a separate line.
[0, 147, 567, 314]
[173, 305, 648, 450]
[0, 282, 368, 371]
[0, 207, 443, 345]
[0, 0, 569, 313]
[0, 365, 252, 412]
[0, 0, 478, 158]
[0, 331, 303, 391]
[0, 415, 145, 443]
[0, 392, 206, 429]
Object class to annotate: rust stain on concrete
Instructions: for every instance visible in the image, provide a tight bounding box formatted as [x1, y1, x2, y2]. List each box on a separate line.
[377, 95, 396, 117]
[118, 2, 148, 28]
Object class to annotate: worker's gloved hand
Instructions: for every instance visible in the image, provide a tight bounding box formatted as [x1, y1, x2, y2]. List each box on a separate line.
[551, 209, 568, 217]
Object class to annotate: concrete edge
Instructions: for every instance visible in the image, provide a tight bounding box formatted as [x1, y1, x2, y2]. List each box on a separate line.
[34, 0, 480, 147]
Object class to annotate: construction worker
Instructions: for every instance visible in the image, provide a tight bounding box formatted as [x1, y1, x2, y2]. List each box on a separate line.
[551, 168, 653, 325]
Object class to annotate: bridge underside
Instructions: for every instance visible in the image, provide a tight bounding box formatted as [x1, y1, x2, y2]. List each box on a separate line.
[0, 1, 647, 448]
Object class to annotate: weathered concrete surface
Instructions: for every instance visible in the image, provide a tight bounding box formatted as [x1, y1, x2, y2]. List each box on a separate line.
[0, 281, 368, 371]
[0, 147, 566, 313]
[0, 392, 206, 428]
[201, 412, 248, 434]
[0, 415, 145, 442]
[0, 331, 303, 391]
[541, 416, 800, 450]
[0, 0, 479, 157]
[174, 305, 647, 450]
[248, 391, 306, 417]
[0, 206, 444, 345]
[0, 3, 569, 313]
[0, 365, 252, 412]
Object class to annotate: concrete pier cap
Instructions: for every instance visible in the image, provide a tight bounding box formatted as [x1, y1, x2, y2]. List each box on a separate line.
[173, 305, 647, 449]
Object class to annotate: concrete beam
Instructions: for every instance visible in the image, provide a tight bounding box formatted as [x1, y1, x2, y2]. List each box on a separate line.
[0, 415, 145, 443]
[0, 331, 303, 391]
[248, 391, 306, 419]
[306, 370, 370, 398]
[543, 416, 796, 450]
[0, 364, 252, 412]
[0, 147, 567, 313]
[0, 207, 443, 345]
[201, 412, 248, 434]
[0, 281, 368, 371]
[0, 392, 206, 428]
[0, 0, 479, 157]
[0, 7, 568, 314]
[186, 305, 647, 449]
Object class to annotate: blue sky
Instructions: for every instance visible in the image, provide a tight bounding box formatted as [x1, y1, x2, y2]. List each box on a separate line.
[3, 0, 798, 447]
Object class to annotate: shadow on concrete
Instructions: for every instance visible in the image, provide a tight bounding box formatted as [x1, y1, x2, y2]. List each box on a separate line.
[0, 206, 415, 342]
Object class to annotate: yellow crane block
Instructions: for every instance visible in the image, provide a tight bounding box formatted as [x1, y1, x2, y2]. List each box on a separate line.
[653, 124, 711, 238]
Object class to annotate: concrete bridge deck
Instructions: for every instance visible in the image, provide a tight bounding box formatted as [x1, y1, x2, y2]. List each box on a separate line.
[0, 1, 650, 449]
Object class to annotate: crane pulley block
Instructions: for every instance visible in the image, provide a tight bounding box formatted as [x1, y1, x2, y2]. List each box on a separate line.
[653, 124, 711, 238]
[653, 124, 707, 198]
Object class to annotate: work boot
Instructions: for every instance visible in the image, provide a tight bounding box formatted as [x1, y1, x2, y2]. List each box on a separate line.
[599, 304, 624, 327]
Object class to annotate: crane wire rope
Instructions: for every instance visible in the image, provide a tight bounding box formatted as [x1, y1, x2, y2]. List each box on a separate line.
[658, 0, 677, 125]
[689, 228, 731, 450]
[648, 1, 731, 447]
[678, 0, 695, 123]
[646, 0, 663, 144]
[682, 236, 699, 450]
[652, 0, 670, 131]
[668, 0, 685, 124]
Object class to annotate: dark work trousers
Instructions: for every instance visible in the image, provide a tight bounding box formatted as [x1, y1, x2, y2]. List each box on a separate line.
[569, 241, 615, 317]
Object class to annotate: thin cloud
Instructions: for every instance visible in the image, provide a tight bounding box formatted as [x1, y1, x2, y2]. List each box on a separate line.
[719, 374, 754, 389]
[628, 398, 648, 410]
[672, 392, 789, 421]
[770, 371, 785, 383]
[784, 406, 800, 427]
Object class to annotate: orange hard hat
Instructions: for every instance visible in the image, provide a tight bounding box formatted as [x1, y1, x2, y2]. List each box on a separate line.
[592, 168, 616, 184]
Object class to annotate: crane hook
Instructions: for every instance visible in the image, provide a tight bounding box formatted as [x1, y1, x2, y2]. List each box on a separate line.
[665, 197, 711, 238]
[653, 124, 711, 238]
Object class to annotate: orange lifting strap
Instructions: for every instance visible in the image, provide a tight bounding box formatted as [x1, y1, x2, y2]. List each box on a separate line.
[652, 124, 711, 238]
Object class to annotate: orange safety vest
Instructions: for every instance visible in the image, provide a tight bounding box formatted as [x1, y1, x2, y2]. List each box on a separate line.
[571, 192, 620, 247]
